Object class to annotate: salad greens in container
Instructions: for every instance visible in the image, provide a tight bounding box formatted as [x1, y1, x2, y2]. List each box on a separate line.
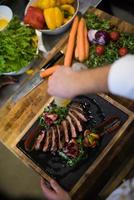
[0, 16, 38, 75]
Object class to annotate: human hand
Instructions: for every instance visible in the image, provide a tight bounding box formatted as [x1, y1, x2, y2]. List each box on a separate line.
[47, 66, 82, 98]
[40, 178, 71, 200]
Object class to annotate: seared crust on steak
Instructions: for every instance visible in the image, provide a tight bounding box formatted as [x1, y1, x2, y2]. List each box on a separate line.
[34, 130, 45, 150]
[43, 128, 52, 152]
[68, 111, 83, 132]
[69, 108, 87, 122]
[61, 120, 70, 142]
[66, 115, 77, 138]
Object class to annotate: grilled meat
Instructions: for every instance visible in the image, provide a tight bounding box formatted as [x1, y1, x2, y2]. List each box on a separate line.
[68, 111, 83, 132]
[61, 120, 70, 143]
[66, 115, 77, 138]
[69, 108, 87, 122]
[51, 127, 58, 152]
[34, 130, 45, 150]
[43, 128, 52, 152]
[32, 103, 88, 152]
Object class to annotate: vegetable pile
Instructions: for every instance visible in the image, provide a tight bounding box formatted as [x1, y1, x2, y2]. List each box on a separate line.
[24, 0, 76, 30]
[84, 13, 134, 68]
[0, 16, 37, 73]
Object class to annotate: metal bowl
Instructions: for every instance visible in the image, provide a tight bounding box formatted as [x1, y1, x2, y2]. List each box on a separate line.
[25, 0, 79, 35]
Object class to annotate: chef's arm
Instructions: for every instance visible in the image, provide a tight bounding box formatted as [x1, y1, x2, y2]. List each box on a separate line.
[48, 55, 134, 100]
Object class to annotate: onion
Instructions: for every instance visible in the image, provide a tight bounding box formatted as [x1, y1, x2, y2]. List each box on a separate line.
[95, 30, 110, 45]
[88, 29, 97, 43]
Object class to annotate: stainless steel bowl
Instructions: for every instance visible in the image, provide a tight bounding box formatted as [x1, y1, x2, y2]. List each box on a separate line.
[25, 0, 79, 35]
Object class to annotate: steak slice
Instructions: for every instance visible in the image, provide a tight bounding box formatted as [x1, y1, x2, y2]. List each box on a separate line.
[43, 128, 52, 152]
[51, 127, 58, 152]
[56, 125, 63, 150]
[68, 111, 83, 132]
[61, 120, 70, 142]
[66, 115, 77, 138]
[69, 103, 83, 112]
[58, 124, 66, 149]
[69, 108, 87, 122]
[34, 130, 45, 150]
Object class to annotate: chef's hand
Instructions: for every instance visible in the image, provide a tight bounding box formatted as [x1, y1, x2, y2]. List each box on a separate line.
[40, 178, 71, 200]
[47, 66, 82, 98]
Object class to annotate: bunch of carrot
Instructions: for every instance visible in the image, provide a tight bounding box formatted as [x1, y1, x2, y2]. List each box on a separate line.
[40, 15, 89, 78]
[64, 15, 89, 66]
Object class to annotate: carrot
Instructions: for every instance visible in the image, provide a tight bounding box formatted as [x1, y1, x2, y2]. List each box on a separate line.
[77, 17, 86, 62]
[64, 15, 79, 67]
[84, 21, 89, 59]
[74, 20, 79, 60]
[74, 44, 78, 59]
[40, 65, 59, 78]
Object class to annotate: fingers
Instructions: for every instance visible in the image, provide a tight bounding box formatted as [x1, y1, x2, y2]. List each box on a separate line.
[50, 179, 63, 193]
[40, 178, 55, 200]
[40, 178, 71, 200]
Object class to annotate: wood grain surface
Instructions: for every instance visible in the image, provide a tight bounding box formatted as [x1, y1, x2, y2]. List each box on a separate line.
[0, 8, 134, 199]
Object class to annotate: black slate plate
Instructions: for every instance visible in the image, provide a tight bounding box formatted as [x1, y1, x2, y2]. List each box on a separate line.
[17, 94, 128, 190]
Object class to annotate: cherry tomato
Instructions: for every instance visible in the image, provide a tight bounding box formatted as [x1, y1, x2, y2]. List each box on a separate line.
[95, 45, 105, 56]
[118, 47, 128, 57]
[109, 31, 120, 41]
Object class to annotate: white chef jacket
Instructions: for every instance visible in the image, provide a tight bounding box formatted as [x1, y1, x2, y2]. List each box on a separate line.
[106, 178, 134, 200]
[108, 55, 134, 100]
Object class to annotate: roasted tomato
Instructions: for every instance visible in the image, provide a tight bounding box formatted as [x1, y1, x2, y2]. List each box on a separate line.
[24, 6, 45, 29]
[109, 31, 120, 41]
[118, 47, 128, 57]
[83, 130, 100, 148]
[95, 45, 105, 56]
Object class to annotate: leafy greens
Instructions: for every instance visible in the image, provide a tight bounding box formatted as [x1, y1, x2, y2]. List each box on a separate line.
[0, 16, 37, 73]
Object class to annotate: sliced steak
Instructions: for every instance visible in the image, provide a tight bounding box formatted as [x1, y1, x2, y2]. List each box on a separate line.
[61, 120, 70, 142]
[69, 103, 83, 112]
[69, 108, 87, 122]
[34, 130, 45, 150]
[58, 124, 66, 149]
[56, 125, 63, 150]
[43, 128, 52, 152]
[66, 115, 77, 138]
[68, 111, 83, 132]
[51, 127, 58, 152]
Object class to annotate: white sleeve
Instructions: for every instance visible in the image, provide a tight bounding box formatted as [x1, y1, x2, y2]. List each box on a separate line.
[108, 54, 134, 100]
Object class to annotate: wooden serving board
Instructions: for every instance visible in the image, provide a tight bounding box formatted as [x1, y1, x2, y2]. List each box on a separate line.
[0, 8, 134, 199]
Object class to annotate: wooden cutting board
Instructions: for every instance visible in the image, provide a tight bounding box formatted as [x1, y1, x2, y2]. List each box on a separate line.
[0, 8, 134, 199]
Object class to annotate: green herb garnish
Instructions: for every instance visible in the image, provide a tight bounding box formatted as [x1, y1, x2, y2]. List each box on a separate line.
[85, 13, 111, 31]
[59, 146, 87, 167]
[39, 104, 68, 128]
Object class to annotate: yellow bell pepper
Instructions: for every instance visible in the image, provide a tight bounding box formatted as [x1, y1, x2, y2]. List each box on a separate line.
[36, 0, 57, 9]
[61, 4, 75, 15]
[44, 7, 64, 29]
[63, 16, 72, 24]
[60, 0, 74, 4]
